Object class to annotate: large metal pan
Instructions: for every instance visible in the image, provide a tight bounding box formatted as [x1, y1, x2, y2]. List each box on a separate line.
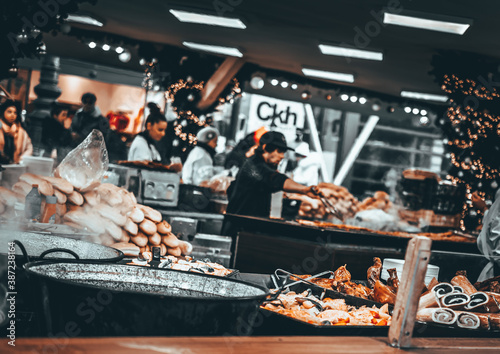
[0, 231, 123, 337]
[24, 261, 269, 337]
[0, 231, 123, 262]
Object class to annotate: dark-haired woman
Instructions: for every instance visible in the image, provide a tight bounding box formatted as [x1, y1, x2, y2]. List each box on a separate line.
[127, 106, 167, 162]
[0, 100, 32, 164]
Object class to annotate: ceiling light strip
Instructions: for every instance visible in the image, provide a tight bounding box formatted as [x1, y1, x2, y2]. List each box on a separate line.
[318, 44, 383, 61]
[302, 68, 354, 83]
[383, 12, 470, 35]
[66, 14, 104, 27]
[170, 9, 246, 29]
[401, 90, 449, 102]
[183, 41, 243, 57]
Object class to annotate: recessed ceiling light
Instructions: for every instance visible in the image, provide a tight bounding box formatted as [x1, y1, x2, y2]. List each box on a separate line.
[340, 94, 349, 101]
[359, 97, 367, 104]
[102, 44, 110, 51]
[401, 91, 449, 102]
[115, 46, 124, 54]
[270, 79, 279, 86]
[404, 106, 412, 113]
[290, 84, 298, 90]
[88, 41, 96, 49]
[301, 91, 311, 100]
[302, 68, 354, 83]
[66, 14, 104, 27]
[419, 116, 431, 126]
[170, 9, 246, 29]
[412, 108, 420, 115]
[420, 109, 428, 116]
[182, 41, 243, 57]
[318, 44, 383, 61]
[250, 74, 265, 90]
[118, 50, 131, 63]
[383, 12, 471, 35]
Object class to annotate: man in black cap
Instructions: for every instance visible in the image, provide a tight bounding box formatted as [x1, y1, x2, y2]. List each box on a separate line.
[223, 131, 319, 234]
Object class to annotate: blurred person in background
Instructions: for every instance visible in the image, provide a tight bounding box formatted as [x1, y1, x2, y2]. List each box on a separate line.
[182, 126, 219, 185]
[41, 103, 73, 164]
[70, 92, 110, 144]
[477, 189, 500, 281]
[0, 99, 32, 164]
[127, 103, 166, 162]
[291, 142, 321, 186]
[224, 127, 267, 171]
[214, 139, 236, 167]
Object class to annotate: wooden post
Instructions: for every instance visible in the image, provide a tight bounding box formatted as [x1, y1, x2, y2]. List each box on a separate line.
[388, 236, 432, 348]
[197, 57, 245, 112]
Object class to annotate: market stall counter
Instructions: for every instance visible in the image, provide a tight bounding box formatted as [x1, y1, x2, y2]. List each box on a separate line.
[3, 336, 499, 353]
[225, 214, 479, 278]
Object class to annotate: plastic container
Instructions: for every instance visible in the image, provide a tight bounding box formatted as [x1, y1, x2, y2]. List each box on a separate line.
[40, 195, 58, 224]
[25, 185, 42, 221]
[0, 164, 26, 189]
[21, 156, 54, 176]
[381, 258, 439, 286]
[282, 198, 302, 220]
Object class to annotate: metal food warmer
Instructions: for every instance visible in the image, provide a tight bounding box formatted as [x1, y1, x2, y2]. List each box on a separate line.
[105, 163, 180, 207]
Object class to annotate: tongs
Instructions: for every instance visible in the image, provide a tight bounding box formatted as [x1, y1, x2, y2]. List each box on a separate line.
[311, 186, 344, 222]
[273, 269, 335, 301]
[451, 230, 478, 240]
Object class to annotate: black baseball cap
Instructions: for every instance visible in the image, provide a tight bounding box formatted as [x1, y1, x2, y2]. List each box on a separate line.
[259, 131, 294, 151]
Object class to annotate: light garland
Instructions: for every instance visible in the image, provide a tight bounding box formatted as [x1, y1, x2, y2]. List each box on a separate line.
[440, 72, 500, 230]
[166, 78, 241, 144]
[167, 80, 207, 142]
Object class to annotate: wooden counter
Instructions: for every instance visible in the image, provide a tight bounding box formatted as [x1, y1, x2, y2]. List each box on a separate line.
[3, 336, 500, 353]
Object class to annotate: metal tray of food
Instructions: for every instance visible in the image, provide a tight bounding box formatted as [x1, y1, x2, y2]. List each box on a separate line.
[276, 269, 389, 308]
[120, 255, 239, 278]
[252, 276, 391, 336]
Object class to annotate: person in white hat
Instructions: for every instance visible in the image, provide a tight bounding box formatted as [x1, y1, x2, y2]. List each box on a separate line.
[182, 126, 219, 185]
[291, 142, 321, 186]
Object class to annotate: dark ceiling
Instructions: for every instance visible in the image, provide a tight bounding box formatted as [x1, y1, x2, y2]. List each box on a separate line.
[41, 0, 500, 103]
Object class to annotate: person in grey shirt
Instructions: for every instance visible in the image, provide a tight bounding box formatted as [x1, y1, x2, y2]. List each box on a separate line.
[182, 127, 219, 185]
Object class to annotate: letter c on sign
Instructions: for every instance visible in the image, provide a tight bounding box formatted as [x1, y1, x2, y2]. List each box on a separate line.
[257, 101, 273, 120]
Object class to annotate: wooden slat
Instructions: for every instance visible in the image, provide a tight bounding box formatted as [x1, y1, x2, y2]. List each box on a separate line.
[197, 57, 245, 111]
[0, 84, 13, 99]
[388, 236, 432, 348]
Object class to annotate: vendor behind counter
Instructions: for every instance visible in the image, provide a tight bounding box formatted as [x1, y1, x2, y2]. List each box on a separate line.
[223, 131, 318, 235]
[127, 105, 166, 162]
